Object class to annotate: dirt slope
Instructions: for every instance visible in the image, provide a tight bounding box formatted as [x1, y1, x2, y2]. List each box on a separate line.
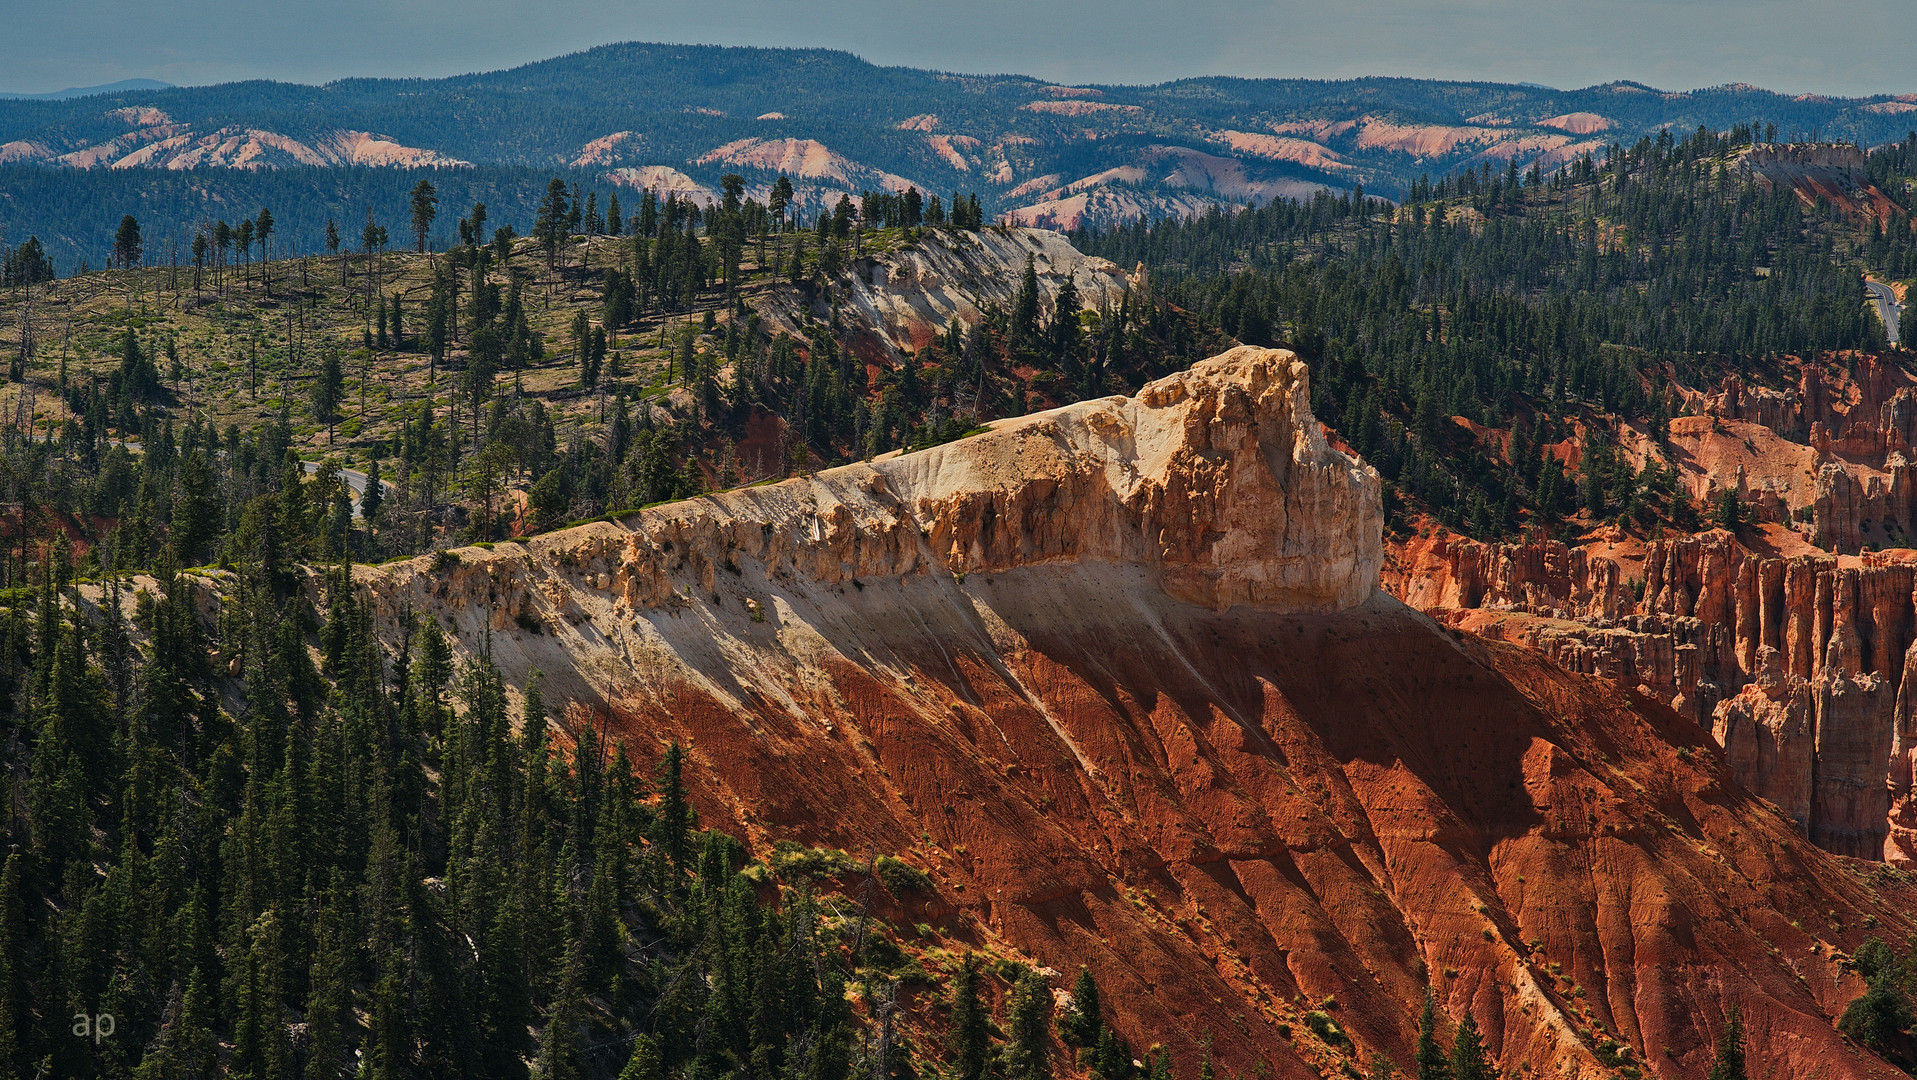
[7, 106, 470, 169]
[755, 226, 1132, 360]
[351, 349, 1913, 1078]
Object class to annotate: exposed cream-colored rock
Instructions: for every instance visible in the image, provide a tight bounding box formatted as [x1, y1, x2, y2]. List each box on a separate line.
[758, 226, 1130, 357]
[891, 346, 1382, 611]
[367, 346, 1379, 632]
[1714, 647, 1816, 831]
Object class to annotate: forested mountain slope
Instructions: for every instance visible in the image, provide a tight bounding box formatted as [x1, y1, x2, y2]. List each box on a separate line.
[10, 42, 1917, 270]
[5, 346, 1912, 1079]
[0, 202, 1218, 582]
[1077, 130, 1917, 549]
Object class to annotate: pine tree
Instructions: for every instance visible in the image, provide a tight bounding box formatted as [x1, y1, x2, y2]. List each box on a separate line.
[411, 178, 440, 253]
[412, 617, 453, 732]
[1061, 966, 1102, 1046]
[1092, 1024, 1131, 1080]
[950, 954, 991, 1080]
[572, 310, 594, 382]
[135, 966, 218, 1080]
[231, 910, 292, 1079]
[254, 206, 275, 293]
[1706, 1008, 1748, 1080]
[1415, 992, 1450, 1080]
[1013, 255, 1041, 349]
[118, 327, 160, 400]
[653, 742, 692, 876]
[114, 214, 144, 269]
[237, 217, 255, 281]
[1714, 488, 1744, 532]
[1147, 1047, 1174, 1080]
[537, 179, 571, 267]
[1002, 969, 1053, 1080]
[361, 458, 385, 526]
[620, 1034, 664, 1080]
[303, 894, 353, 1080]
[1051, 272, 1084, 374]
[1448, 1012, 1492, 1080]
[365, 951, 408, 1080]
[312, 350, 343, 442]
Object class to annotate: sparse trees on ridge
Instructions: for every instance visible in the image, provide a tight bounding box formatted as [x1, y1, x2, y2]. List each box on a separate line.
[112, 214, 142, 269]
[411, 178, 439, 253]
[254, 206, 274, 294]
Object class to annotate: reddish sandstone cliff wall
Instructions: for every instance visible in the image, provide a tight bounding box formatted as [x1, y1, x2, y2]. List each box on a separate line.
[1394, 530, 1917, 861]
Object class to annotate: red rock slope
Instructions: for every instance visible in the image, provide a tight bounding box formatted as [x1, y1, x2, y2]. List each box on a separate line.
[361, 349, 1914, 1079]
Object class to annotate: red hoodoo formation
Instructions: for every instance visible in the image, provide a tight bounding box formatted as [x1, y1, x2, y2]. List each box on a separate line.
[360, 349, 1915, 1078]
[1674, 355, 1917, 552]
[1393, 530, 1917, 863]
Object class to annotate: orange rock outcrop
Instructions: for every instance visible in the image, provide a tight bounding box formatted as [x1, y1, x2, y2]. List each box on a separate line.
[1393, 529, 1917, 862]
[351, 349, 1913, 1078]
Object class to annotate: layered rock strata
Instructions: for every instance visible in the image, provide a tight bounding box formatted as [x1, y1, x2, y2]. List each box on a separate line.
[1395, 530, 1917, 860]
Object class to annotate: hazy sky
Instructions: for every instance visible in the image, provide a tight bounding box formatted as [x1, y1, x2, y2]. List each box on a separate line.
[4, 0, 1913, 98]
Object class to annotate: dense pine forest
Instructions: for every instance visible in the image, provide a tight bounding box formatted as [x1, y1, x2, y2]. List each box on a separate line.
[0, 537, 1142, 1078]
[1077, 126, 1917, 539]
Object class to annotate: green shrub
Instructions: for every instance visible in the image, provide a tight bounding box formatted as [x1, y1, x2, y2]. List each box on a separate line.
[875, 855, 934, 895]
[1304, 1010, 1349, 1049]
[767, 841, 862, 882]
[1839, 980, 1913, 1055]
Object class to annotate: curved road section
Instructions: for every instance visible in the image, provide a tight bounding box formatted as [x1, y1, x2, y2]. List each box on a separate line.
[1868, 278, 1902, 346]
[301, 460, 389, 517]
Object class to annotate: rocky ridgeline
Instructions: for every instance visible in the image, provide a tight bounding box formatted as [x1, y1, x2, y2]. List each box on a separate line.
[364, 345, 1381, 631]
[1395, 529, 1917, 859]
[338, 346, 1916, 1078]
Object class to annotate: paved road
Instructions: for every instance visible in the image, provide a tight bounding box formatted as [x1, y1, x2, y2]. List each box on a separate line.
[1868, 278, 1902, 346]
[301, 459, 390, 517]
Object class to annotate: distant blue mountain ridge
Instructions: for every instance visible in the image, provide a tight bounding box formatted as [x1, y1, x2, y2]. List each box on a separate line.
[5, 41, 1917, 272]
[0, 78, 175, 101]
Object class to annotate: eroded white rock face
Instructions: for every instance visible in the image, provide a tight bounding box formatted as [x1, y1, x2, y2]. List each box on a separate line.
[875, 345, 1382, 611]
[362, 346, 1383, 663]
[759, 226, 1130, 356]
